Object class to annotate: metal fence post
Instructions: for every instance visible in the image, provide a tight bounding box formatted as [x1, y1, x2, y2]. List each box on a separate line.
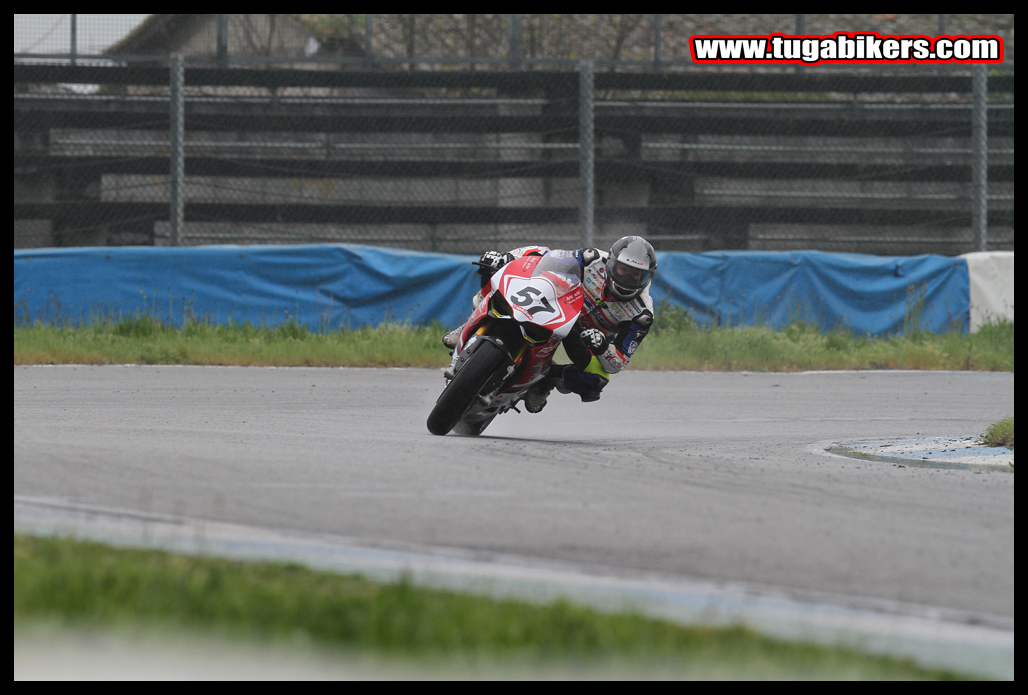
[509, 15, 522, 70]
[169, 54, 185, 247]
[70, 14, 77, 65]
[217, 15, 228, 68]
[653, 14, 662, 68]
[579, 60, 594, 249]
[365, 14, 374, 68]
[971, 65, 988, 252]
[794, 14, 805, 75]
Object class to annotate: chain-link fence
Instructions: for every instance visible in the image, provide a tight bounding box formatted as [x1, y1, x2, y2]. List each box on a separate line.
[14, 14, 1015, 256]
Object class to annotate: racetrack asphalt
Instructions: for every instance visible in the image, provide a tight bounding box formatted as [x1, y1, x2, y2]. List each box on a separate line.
[14, 365, 1013, 622]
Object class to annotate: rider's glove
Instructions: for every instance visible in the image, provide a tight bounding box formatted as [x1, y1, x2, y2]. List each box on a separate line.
[580, 328, 609, 355]
[476, 251, 511, 283]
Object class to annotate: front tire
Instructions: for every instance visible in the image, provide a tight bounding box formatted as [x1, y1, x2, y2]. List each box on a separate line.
[427, 340, 508, 435]
[452, 415, 496, 437]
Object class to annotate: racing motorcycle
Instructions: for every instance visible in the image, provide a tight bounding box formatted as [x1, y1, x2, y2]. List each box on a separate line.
[427, 251, 585, 436]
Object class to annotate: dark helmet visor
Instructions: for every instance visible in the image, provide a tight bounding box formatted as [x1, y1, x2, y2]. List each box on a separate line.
[610, 260, 654, 291]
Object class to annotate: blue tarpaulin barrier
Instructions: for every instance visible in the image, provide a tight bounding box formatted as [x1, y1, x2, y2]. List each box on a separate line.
[13, 244, 480, 331]
[14, 244, 970, 335]
[649, 250, 970, 335]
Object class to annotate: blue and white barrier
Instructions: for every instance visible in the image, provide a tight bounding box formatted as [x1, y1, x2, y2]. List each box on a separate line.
[962, 252, 1015, 331]
[13, 244, 1013, 335]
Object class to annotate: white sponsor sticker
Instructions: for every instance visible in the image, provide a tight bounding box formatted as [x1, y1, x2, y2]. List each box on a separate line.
[502, 275, 566, 327]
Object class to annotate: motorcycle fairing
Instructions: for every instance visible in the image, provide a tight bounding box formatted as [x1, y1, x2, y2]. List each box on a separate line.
[448, 249, 587, 414]
[490, 254, 583, 339]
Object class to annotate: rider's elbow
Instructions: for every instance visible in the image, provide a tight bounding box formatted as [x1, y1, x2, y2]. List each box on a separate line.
[596, 348, 627, 375]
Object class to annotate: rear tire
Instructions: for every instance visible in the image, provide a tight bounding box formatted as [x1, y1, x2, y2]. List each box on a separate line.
[427, 340, 507, 435]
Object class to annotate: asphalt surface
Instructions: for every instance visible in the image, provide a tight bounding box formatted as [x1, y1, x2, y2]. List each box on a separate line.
[13, 365, 1014, 620]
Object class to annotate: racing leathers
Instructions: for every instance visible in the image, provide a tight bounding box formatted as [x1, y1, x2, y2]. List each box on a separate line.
[476, 245, 654, 403]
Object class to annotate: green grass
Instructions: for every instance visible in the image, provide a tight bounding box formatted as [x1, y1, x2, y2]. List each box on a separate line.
[13, 316, 447, 368]
[632, 304, 1014, 372]
[13, 534, 973, 679]
[983, 417, 1014, 449]
[12, 309, 1014, 372]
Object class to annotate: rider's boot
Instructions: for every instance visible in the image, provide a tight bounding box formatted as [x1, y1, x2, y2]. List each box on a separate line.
[549, 364, 572, 394]
[523, 382, 551, 413]
[444, 293, 484, 349]
[524, 366, 566, 413]
[442, 327, 462, 349]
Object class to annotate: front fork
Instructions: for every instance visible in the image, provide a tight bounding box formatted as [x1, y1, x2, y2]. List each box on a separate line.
[444, 319, 527, 384]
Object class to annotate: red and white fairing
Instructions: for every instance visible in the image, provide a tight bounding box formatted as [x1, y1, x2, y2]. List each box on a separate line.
[453, 253, 584, 394]
[493, 265, 581, 339]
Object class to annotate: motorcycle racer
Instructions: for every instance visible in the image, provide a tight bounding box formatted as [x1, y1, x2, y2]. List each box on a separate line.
[443, 236, 657, 413]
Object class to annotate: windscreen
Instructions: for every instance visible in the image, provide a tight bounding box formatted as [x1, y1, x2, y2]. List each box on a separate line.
[530, 252, 582, 297]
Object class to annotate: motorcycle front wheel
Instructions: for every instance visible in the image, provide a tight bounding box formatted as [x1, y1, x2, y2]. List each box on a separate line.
[452, 415, 496, 437]
[426, 339, 509, 435]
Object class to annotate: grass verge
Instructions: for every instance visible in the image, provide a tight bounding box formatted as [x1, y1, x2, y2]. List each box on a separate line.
[12, 317, 446, 368]
[12, 310, 1014, 372]
[982, 417, 1014, 449]
[634, 305, 1014, 372]
[13, 534, 972, 679]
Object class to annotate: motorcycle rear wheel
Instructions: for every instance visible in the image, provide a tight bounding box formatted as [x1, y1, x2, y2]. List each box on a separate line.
[426, 339, 508, 435]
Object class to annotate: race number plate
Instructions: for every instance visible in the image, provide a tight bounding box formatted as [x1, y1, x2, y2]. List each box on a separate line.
[501, 275, 567, 327]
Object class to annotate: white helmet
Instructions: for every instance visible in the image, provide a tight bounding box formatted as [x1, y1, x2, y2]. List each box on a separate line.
[605, 236, 657, 301]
